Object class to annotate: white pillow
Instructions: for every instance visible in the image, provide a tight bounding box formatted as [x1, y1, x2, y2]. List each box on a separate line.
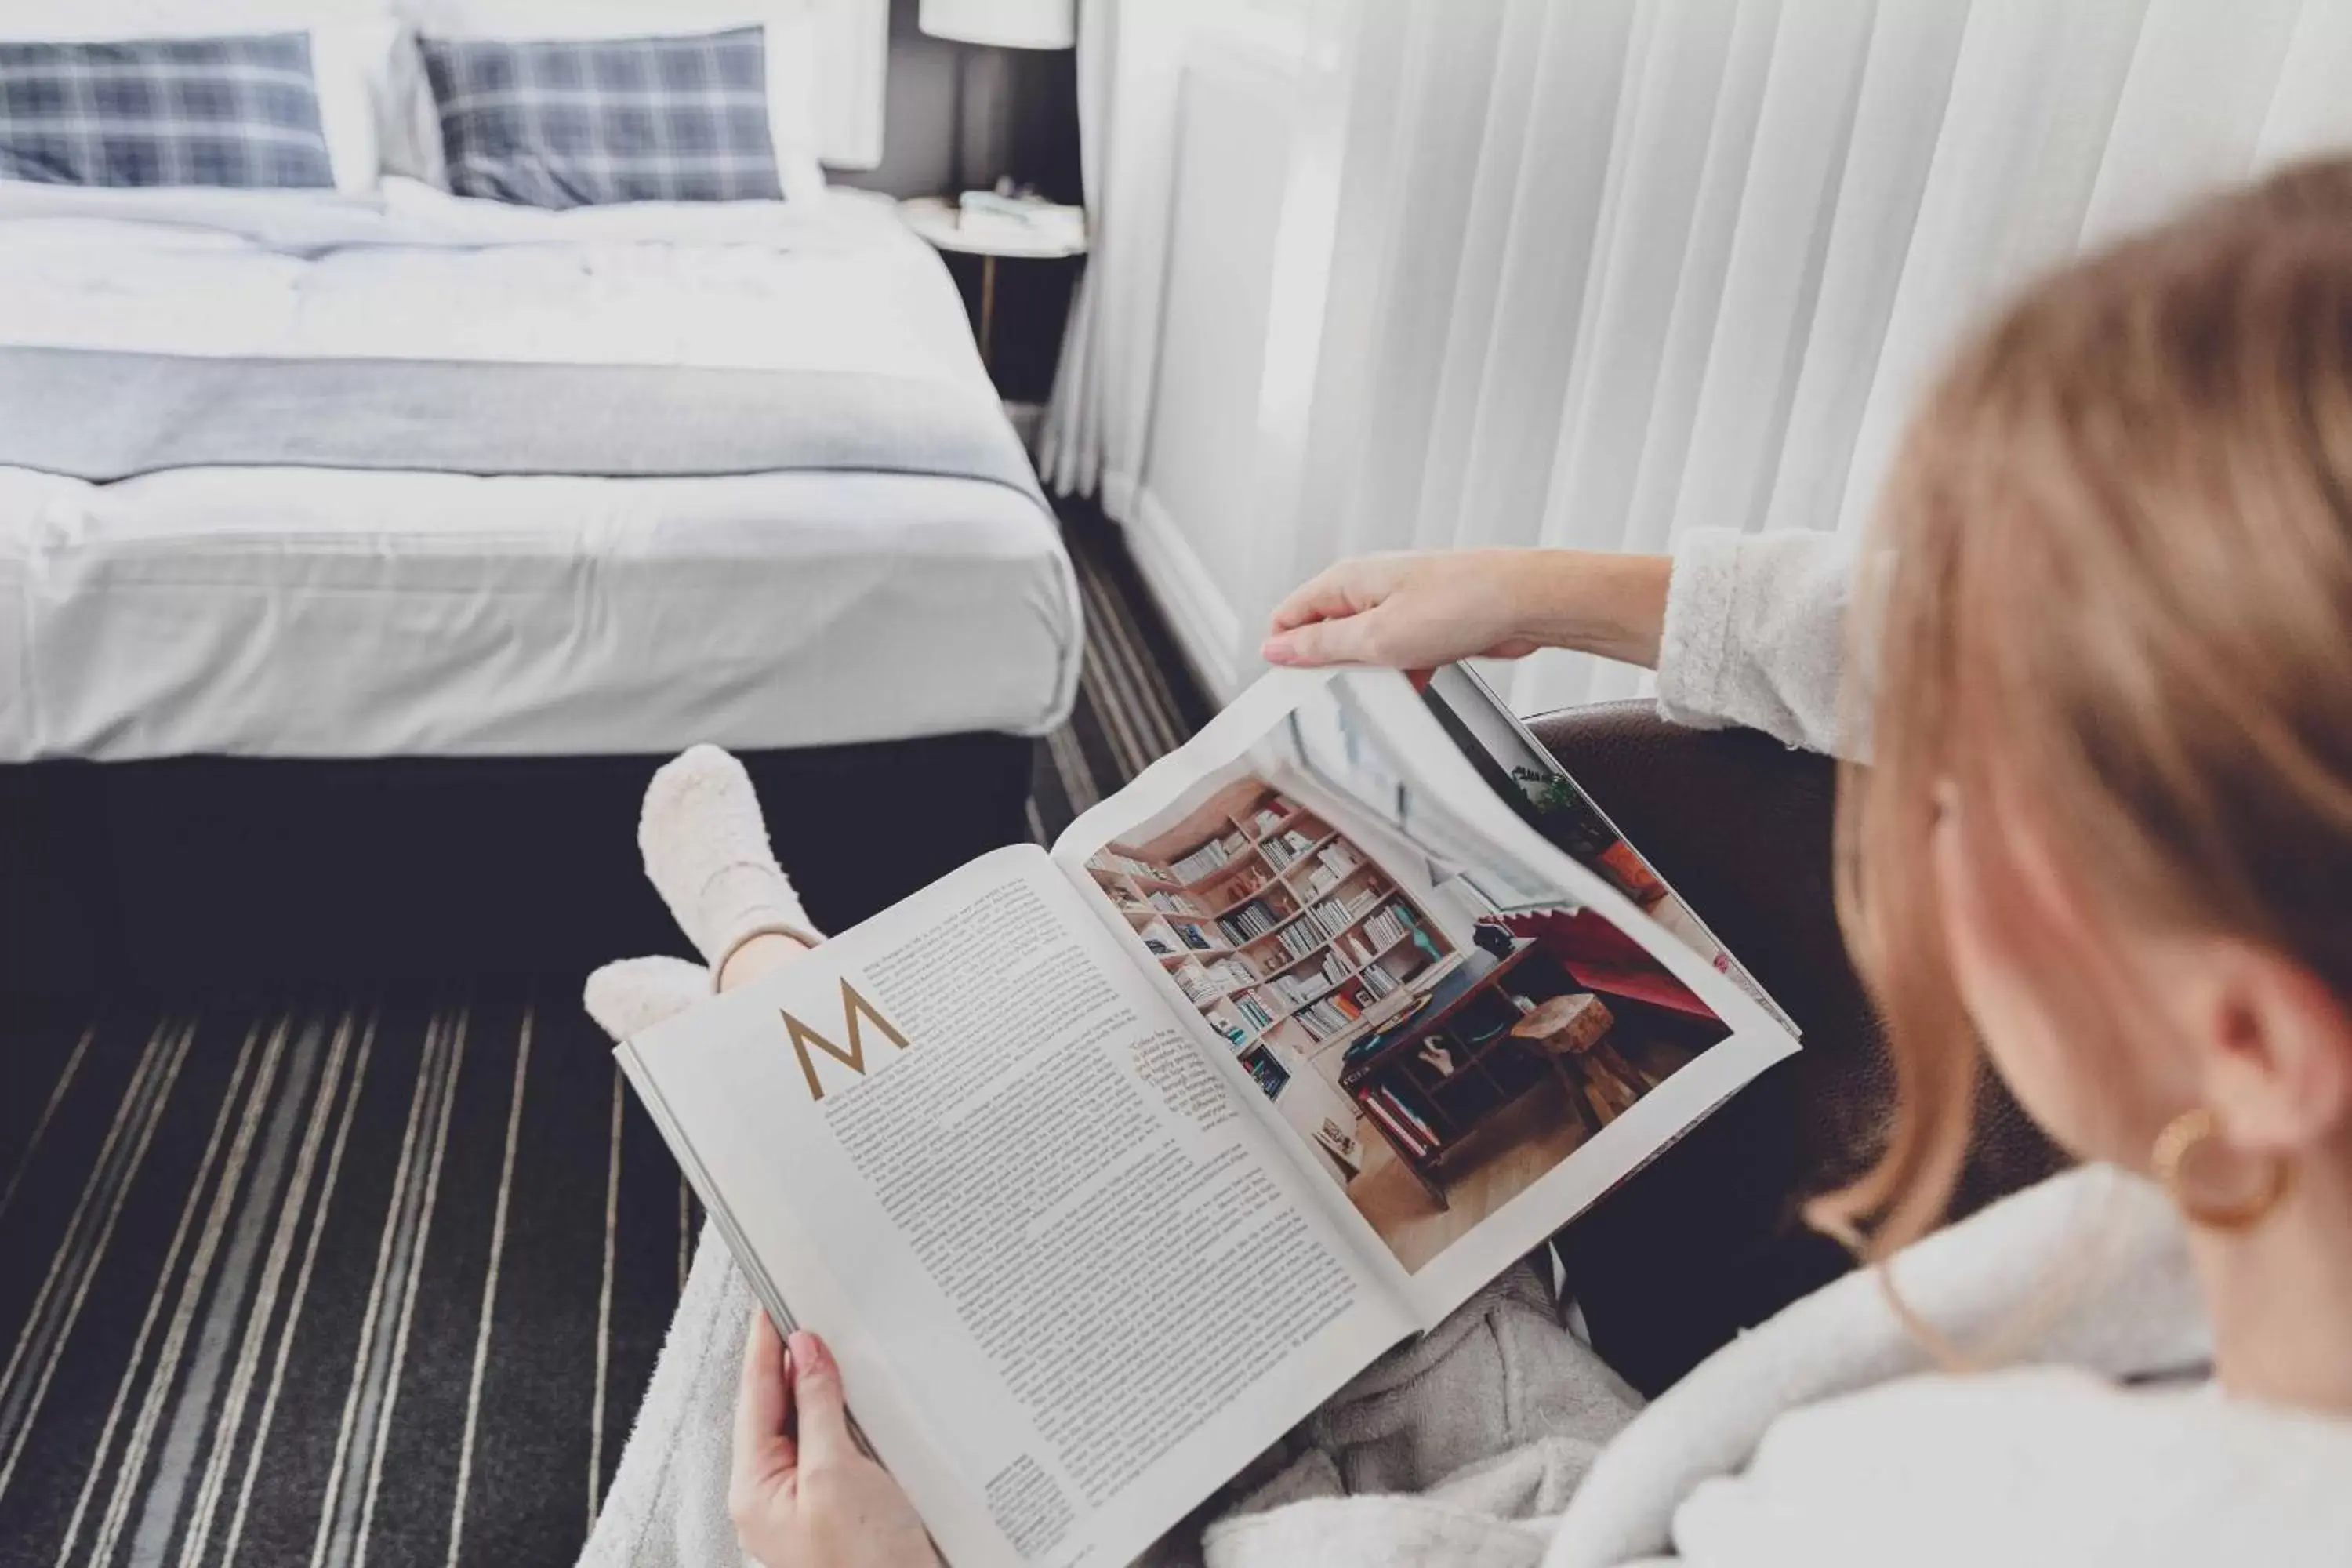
[394, 2, 827, 202]
[0, 2, 405, 196]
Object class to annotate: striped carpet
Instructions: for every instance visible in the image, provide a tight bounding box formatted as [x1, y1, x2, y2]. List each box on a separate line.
[0, 506, 1209, 1568]
[1025, 504, 1214, 842]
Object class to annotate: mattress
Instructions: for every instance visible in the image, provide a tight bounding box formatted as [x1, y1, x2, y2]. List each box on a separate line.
[0, 183, 1082, 761]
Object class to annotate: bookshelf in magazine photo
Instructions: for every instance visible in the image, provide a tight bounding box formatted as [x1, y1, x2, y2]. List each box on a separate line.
[1087, 771, 1717, 1227]
[1084, 784, 1458, 1166]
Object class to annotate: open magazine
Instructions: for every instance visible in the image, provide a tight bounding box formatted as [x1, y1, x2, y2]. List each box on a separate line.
[617, 665, 1801, 1568]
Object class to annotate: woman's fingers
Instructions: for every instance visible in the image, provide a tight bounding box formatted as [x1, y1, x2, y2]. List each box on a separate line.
[786, 1330, 856, 1472]
[732, 1309, 797, 1495]
[1262, 612, 1381, 666]
[1267, 559, 1384, 633]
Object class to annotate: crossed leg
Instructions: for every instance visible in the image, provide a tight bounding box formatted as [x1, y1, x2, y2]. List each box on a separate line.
[578, 746, 825, 1568]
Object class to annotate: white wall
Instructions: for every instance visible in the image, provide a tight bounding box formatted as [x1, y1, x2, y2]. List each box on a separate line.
[1112, 25, 1307, 701]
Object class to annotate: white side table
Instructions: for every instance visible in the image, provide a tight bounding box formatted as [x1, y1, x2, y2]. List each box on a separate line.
[898, 195, 1089, 370]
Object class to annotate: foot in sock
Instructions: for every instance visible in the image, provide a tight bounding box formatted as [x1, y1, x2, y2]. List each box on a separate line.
[583, 955, 712, 1042]
[638, 744, 824, 979]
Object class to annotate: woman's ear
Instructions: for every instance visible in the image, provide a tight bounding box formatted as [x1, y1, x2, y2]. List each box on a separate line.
[2194, 941, 2352, 1155]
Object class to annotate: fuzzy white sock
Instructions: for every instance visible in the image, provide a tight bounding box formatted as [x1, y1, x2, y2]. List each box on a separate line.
[638, 744, 822, 978]
[583, 956, 713, 1043]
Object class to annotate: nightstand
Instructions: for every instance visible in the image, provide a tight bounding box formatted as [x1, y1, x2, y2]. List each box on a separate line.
[898, 195, 1089, 372]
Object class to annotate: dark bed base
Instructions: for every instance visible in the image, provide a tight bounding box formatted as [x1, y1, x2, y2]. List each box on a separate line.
[0, 731, 1036, 995]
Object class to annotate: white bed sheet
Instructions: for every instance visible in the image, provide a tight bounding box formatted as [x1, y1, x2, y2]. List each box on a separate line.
[0, 184, 1083, 760]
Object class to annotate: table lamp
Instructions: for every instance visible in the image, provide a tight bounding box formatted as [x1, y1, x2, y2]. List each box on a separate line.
[918, 0, 1076, 192]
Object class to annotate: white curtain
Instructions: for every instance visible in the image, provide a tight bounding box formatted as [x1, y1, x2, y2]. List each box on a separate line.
[1046, 0, 2352, 710]
[1038, 0, 1186, 502]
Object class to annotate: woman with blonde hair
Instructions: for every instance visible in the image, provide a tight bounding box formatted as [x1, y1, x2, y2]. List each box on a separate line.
[586, 159, 2352, 1566]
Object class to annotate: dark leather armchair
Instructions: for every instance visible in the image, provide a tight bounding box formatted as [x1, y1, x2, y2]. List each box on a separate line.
[1524, 703, 2062, 1395]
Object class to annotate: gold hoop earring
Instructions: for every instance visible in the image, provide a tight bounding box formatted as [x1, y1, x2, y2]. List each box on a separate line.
[2151, 1107, 2290, 1230]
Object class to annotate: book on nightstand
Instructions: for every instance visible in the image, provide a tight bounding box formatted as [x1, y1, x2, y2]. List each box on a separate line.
[614, 664, 1799, 1568]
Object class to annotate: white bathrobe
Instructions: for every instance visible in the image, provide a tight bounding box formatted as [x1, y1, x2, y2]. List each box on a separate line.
[582, 529, 2352, 1567]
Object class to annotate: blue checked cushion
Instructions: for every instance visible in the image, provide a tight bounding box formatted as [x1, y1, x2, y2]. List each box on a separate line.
[420, 28, 782, 209]
[0, 34, 334, 189]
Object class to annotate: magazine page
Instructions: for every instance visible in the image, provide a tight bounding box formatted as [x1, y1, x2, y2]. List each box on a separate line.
[1418, 664, 1800, 1033]
[1050, 669, 1800, 1327]
[619, 843, 1417, 1568]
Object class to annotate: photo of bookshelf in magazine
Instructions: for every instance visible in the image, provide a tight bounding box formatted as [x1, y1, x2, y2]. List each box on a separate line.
[1083, 668, 1786, 1271]
[614, 666, 1798, 1568]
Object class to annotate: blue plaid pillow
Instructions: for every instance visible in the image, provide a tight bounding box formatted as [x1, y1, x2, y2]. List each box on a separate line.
[421, 28, 782, 209]
[0, 34, 335, 189]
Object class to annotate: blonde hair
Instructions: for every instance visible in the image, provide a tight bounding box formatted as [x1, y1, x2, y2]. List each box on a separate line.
[1813, 158, 2352, 1258]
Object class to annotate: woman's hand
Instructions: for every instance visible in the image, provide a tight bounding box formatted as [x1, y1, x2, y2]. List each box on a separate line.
[1261, 549, 1671, 672]
[730, 1313, 939, 1568]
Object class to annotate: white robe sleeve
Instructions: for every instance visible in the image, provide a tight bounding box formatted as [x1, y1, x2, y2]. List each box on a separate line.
[1653, 528, 1855, 758]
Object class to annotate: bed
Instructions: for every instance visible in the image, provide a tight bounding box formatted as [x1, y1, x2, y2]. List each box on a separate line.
[0, 180, 1083, 990]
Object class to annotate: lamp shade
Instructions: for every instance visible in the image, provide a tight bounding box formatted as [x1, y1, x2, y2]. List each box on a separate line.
[918, 0, 1075, 49]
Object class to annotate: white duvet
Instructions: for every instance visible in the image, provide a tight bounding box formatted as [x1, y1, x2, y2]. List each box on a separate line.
[0, 182, 1083, 760]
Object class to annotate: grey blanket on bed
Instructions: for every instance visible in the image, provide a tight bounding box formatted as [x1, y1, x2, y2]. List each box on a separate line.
[0, 346, 1045, 498]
